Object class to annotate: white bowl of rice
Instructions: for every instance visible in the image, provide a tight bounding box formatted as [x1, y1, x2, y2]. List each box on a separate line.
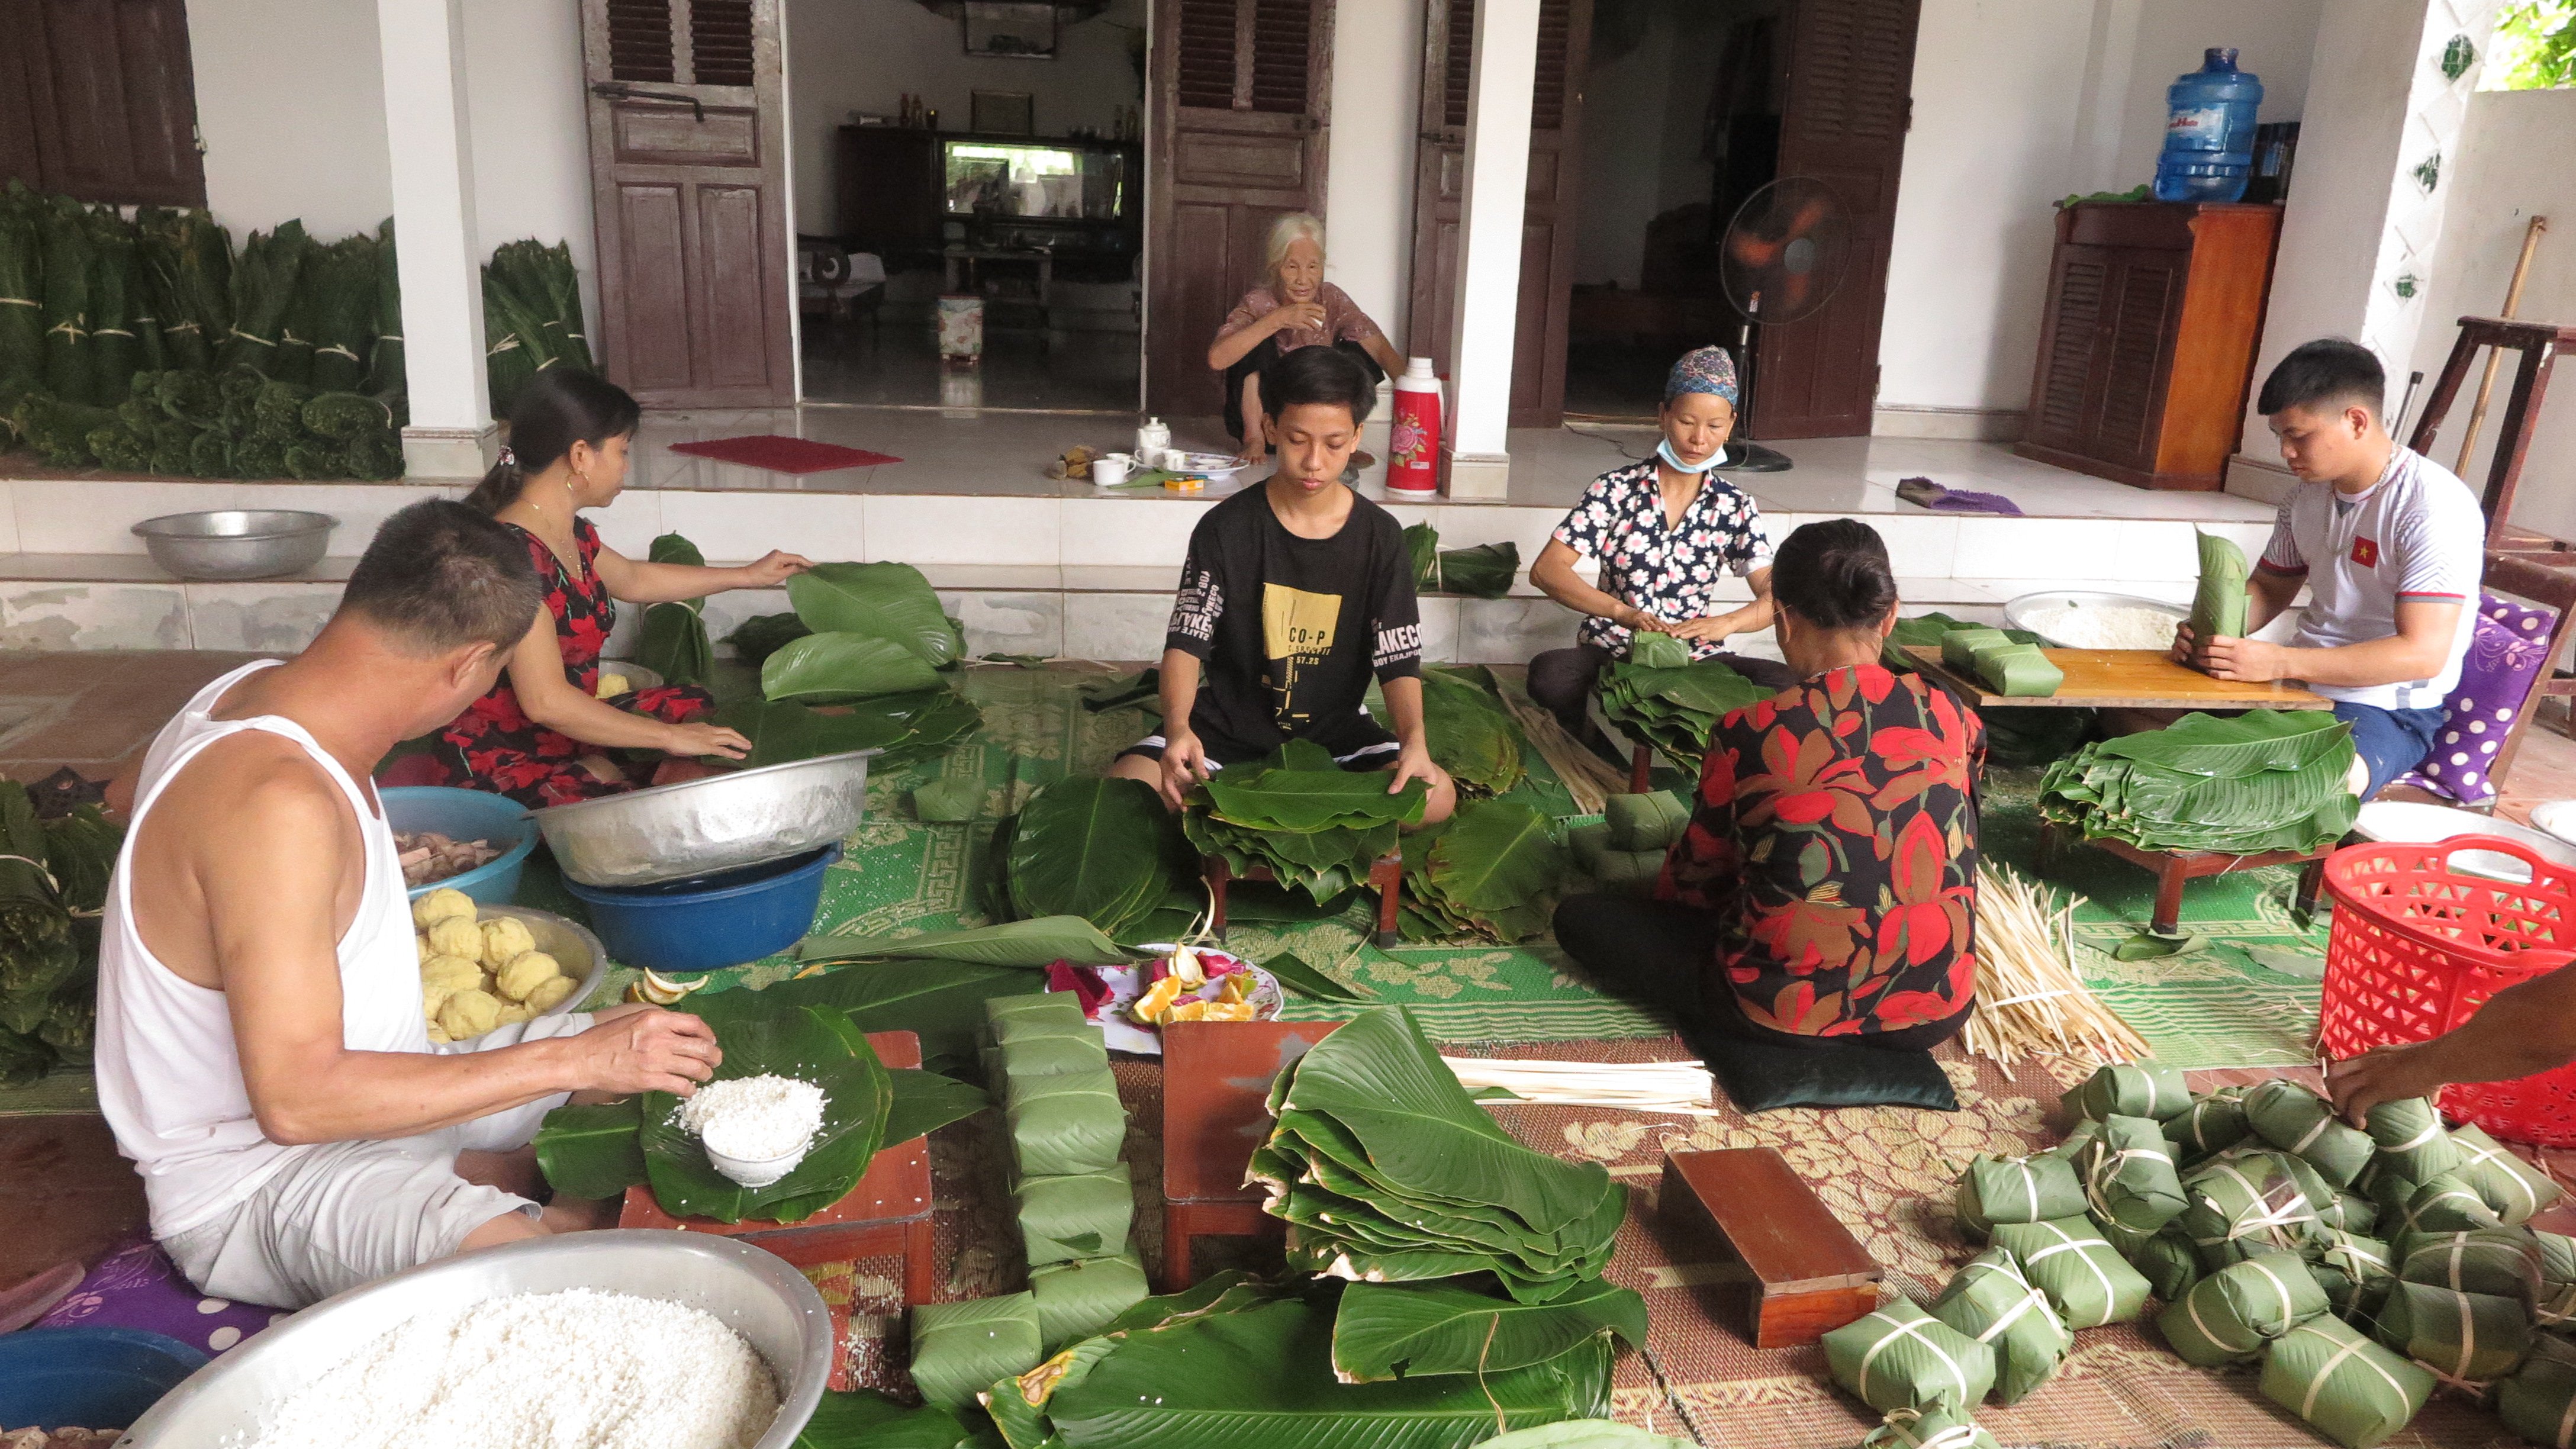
[2003, 590, 2190, 651]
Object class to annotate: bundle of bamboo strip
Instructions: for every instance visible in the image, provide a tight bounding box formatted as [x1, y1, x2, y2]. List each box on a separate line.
[1492, 684, 1625, 815]
[1442, 1055, 1720, 1115]
[1968, 862, 2149, 1076]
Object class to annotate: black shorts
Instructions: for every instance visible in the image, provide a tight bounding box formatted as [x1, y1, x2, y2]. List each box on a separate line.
[1116, 706, 1400, 772]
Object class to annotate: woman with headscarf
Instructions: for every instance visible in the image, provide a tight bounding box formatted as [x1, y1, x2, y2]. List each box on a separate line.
[1206, 212, 1406, 465]
[1526, 346, 1795, 736]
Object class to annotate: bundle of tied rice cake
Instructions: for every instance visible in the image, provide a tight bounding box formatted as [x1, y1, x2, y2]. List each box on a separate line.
[2496, 1348, 2576, 1448]
[2536, 1231, 2576, 1325]
[908, 1292, 1043, 1411]
[2071, 1061, 2192, 1123]
[1929, 1248, 2072, 1404]
[2452, 1122, 2566, 1226]
[1863, 1405, 2002, 1449]
[2397, 1226, 2543, 1305]
[2309, 1230, 2397, 1319]
[2157, 1251, 2329, 1367]
[1015, 1167, 1134, 1266]
[2079, 1115, 2187, 1232]
[2393, 1173, 2504, 1237]
[2179, 1153, 2317, 1270]
[1953, 1154, 2086, 1239]
[1026, 1252, 1149, 1353]
[1941, 628, 2012, 673]
[2358, 1096, 2459, 1181]
[1973, 641, 2063, 698]
[1004, 1063, 1126, 1178]
[2371, 1281, 2532, 1386]
[2242, 1080, 2375, 1189]
[2260, 1313, 2436, 1448]
[2129, 1226, 2202, 1302]
[1822, 1296, 1997, 1413]
[2163, 1089, 2251, 1160]
[1989, 1217, 2152, 1328]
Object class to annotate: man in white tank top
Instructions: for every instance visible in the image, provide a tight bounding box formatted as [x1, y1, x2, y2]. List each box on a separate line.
[98, 501, 721, 1309]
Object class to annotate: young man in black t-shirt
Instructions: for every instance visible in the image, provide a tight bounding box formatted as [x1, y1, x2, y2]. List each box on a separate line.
[1109, 346, 1456, 824]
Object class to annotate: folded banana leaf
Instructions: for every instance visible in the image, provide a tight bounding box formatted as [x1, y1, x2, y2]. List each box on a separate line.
[725, 610, 814, 668]
[1428, 541, 1520, 598]
[1330, 1277, 1646, 1382]
[2190, 529, 2250, 645]
[2359, 1096, 2459, 1181]
[2259, 1316, 2434, 1449]
[1602, 791, 1690, 852]
[1419, 664, 1526, 796]
[633, 997, 893, 1224]
[1941, 628, 2012, 672]
[1017, 1168, 1134, 1265]
[84, 215, 141, 402]
[2165, 1089, 2252, 1163]
[2498, 1352, 2576, 1449]
[2320, 1190, 2378, 1238]
[1822, 1296, 1997, 1414]
[1028, 1253, 1150, 1354]
[1930, 1248, 2071, 1404]
[2536, 1231, 2576, 1326]
[2397, 1227, 2543, 1304]
[2310, 1229, 2396, 1319]
[1398, 798, 1569, 944]
[2242, 1080, 2375, 1189]
[2181, 1154, 2318, 1271]
[1976, 643, 2063, 697]
[1186, 740, 1424, 904]
[2395, 1174, 2503, 1237]
[988, 990, 1089, 1041]
[1007, 778, 1189, 942]
[2373, 1280, 2529, 1384]
[2073, 1061, 2192, 1123]
[36, 198, 95, 404]
[1955, 1155, 2086, 1239]
[530, 1096, 648, 1200]
[1006, 1063, 1126, 1178]
[1596, 639, 1769, 766]
[910, 1292, 1043, 1412]
[788, 561, 965, 668]
[2130, 1225, 2201, 1302]
[0, 188, 44, 413]
[2082, 1115, 2188, 1232]
[221, 221, 308, 376]
[2158, 1250, 2327, 1366]
[2452, 1123, 2564, 1225]
[1260, 950, 1378, 1004]
[1992, 1217, 2152, 1328]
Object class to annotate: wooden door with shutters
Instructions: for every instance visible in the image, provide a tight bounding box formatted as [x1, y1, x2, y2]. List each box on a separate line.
[1751, 0, 1919, 439]
[1403, 0, 1589, 429]
[578, 0, 794, 408]
[1146, 0, 1337, 417]
[0, 0, 205, 207]
[2024, 242, 2183, 471]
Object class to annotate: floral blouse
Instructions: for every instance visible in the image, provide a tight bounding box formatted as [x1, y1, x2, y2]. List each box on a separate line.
[1551, 460, 1772, 659]
[1657, 665, 1985, 1039]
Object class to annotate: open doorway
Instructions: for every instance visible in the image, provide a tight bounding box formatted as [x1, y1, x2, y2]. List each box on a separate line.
[785, 0, 1148, 411]
[1564, 0, 1780, 420]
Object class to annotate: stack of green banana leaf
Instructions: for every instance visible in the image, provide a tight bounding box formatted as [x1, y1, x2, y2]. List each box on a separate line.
[1418, 664, 1526, 795]
[1398, 797, 1569, 942]
[700, 559, 984, 769]
[136, 205, 234, 374]
[1402, 521, 1521, 598]
[219, 221, 310, 376]
[1886, 611, 2094, 765]
[1183, 740, 1428, 902]
[0, 185, 44, 418]
[1596, 630, 1772, 765]
[294, 233, 382, 393]
[1004, 777, 1191, 943]
[484, 239, 593, 414]
[2037, 710, 2359, 854]
[1248, 1009, 1644, 1375]
[0, 784, 123, 1086]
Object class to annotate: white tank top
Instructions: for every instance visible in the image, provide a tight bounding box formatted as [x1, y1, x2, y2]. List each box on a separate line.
[96, 660, 432, 1239]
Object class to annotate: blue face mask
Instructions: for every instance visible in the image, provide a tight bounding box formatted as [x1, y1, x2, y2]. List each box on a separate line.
[1657, 437, 1722, 474]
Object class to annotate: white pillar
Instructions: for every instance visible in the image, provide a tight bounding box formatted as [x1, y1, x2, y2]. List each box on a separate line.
[1442, 0, 1541, 501]
[378, 0, 495, 479]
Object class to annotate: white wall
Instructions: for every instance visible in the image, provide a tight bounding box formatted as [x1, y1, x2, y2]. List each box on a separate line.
[189, 0, 395, 242]
[784, 0, 1147, 236]
[2407, 88, 2576, 542]
[1876, 0, 2320, 426]
[1321, 0, 1423, 343]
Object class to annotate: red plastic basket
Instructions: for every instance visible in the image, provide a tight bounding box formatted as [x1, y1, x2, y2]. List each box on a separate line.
[2319, 835, 2576, 1144]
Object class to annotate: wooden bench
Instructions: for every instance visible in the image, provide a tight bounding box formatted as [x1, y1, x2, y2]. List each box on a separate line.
[619, 1029, 938, 1305]
[1660, 1147, 1881, 1348]
[1159, 1019, 1348, 1288]
[1201, 854, 1403, 948]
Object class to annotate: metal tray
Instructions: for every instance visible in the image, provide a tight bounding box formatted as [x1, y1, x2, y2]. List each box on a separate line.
[529, 750, 874, 888]
[2001, 590, 2189, 647]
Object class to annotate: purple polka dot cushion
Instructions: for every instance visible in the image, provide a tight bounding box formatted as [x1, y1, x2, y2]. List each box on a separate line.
[31, 1231, 285, 1355]
[2393, 594, 2556, 806]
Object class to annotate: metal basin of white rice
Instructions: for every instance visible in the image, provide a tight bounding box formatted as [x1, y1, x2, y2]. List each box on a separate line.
[2002, 590, 2189, 651]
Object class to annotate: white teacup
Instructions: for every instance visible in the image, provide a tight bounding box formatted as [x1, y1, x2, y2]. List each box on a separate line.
[1091, 453, 1133, 487]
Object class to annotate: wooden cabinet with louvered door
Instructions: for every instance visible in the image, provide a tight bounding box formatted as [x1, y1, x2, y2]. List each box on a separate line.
[1146, 0, 1337, 416]
[2017, 201, 2281, 491]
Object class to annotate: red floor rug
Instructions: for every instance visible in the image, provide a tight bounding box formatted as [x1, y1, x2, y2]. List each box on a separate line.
[668, 434, 901, 472]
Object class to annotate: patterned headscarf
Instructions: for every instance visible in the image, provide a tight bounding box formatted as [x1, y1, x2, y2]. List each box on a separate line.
[1664, 346, 1740, 405]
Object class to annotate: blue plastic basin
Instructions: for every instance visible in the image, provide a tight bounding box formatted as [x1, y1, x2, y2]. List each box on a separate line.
[0, 1326, 209, 1431]
[559, 844, 838, 974]
[381, 785, 539, 905]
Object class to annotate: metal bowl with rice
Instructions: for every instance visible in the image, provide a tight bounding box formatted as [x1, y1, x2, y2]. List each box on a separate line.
[2003, 590, 2191, 651]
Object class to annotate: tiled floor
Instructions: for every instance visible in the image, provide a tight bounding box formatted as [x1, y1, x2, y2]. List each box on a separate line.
[800, 317, 1142, 413]
[0, 650, 267, 784]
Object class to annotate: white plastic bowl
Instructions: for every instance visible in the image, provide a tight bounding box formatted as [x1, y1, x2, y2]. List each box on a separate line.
[706, 1136, 813, 1189]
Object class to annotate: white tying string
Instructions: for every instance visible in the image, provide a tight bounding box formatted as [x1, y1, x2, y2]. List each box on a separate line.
[1853, 1310, 1970, 1403]
[2288, 1324, 2411, 1419]
[1869, 1409, 1983, 1449]
[316, 343, 359, 361]
[2387, 1119, 2445, 1155]
[0, 295, 38, 306]
[2025, 1224, 2115, 1312]
[2185, 1282, 2258, 1354]
[2557, 1380, 2576, 1448]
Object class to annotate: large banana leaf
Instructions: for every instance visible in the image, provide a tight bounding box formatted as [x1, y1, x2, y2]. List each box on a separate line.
[762, 631, 945, 703]
[1331, 1279, 1648, 1381]
[1278, 1009, 1616, 1237]
[1405, 522, 1440, 593]
[1431, 542, 1520, 598]
[1399, 799, 1566, 943]
[794, 1389, 970, 1449]
[1200, 740, 1429, 832]
[789, 561, 965, 667]
[1420, 665, 1525, 795]
[2040, 709, 2357, 854]
[532, 1096, 648, 1200]
[758, 957, 1035, 1076]
[2092, 709, 2350, 777]
[2190, 529, 2250, 643]
[637, 997, 894, 1223]
[1009, 778, 1186, 939]
[797, 916, 1128, 968]
[706, 690, 981, 768]
[635, 532, 714, 686]
[1043, 1296, 1612, 1448]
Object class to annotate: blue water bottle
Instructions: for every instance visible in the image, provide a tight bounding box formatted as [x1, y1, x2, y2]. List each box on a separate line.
[2152, 48, 2265, 203]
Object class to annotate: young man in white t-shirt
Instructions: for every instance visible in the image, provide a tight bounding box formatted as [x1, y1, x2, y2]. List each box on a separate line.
[2173, 339, 2485, 799]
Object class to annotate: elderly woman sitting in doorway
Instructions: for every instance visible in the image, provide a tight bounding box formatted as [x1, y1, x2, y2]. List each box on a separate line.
[1206, 212, 1406, 465]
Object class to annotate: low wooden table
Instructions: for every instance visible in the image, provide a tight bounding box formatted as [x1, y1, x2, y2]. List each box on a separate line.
[1660, 1147, 1881, 1347]
[1899, 645, 2331, 711]
[619, 1029, 938, 1305]
[1203, 854, 1403, 946]
[1160, 1019, 1348, 1288]
[2041, 826, 2330, 938]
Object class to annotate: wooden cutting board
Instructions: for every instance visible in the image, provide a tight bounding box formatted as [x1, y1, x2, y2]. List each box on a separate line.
[1900, 645, 2331, 710]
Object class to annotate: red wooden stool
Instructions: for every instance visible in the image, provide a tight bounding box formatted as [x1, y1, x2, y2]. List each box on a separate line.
[1159, 1019, 1348, 1289]
[1202, 853, 1403, 946]
[1629, 741, 1655, 794]
[620, 1029, 939, 1305]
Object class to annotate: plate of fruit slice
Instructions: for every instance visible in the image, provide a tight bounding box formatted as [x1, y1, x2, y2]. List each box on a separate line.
[1045, 944, 1284, 1055]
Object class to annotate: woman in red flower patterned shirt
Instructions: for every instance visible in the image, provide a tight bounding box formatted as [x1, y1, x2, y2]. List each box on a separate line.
[423, 372, 810, 807]
[1555, 519, 1983, 1051]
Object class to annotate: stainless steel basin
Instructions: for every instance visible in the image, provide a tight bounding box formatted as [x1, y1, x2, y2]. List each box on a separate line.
[530, 749, 874, 888]
[131, 510, 336, 581]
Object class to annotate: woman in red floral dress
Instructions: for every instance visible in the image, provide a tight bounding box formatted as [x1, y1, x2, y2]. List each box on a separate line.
[423, 372, 812, 807]
[1554, 519, 1983, 1051]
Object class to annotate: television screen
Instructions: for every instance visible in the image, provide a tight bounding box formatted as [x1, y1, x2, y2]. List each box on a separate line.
[944, 141, 1126, 221]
